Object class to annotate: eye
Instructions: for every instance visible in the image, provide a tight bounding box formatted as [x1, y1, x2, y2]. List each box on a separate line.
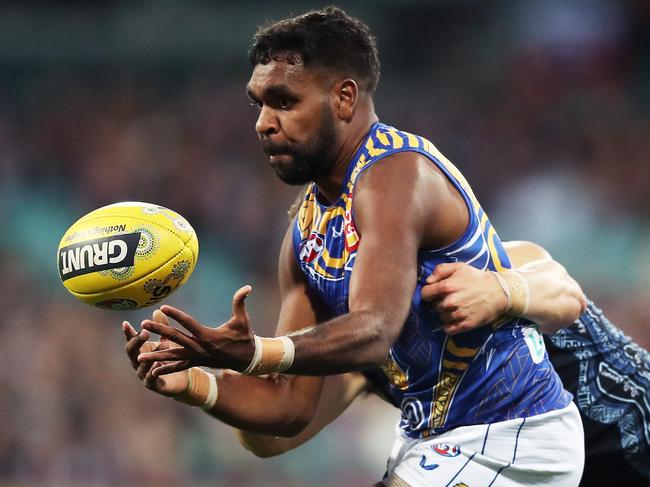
[249, 100, 262, 110]
[278, 98, 292, 110]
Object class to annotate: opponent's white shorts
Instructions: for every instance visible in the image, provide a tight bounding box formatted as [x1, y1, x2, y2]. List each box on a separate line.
[384, 402, 585, 487]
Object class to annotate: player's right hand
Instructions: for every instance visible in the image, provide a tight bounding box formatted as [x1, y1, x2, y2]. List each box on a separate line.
[123, 310, 189, 398]
[136, 285, 257, 376]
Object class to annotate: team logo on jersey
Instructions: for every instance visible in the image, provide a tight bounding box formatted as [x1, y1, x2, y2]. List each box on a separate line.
[299, 232, 325, 263]
[432, 443, 461, 457]
[343, 198, 359, 253]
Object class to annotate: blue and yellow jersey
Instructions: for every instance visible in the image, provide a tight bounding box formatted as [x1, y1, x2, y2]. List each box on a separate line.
[292, 122, 572, 438]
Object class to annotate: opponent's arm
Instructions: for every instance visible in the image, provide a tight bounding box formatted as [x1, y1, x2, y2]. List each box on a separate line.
[237, 372, 368, 457]
[421, 241, 586, 335]
[138, 152, 462, 376]
[503, 240, 586, 331]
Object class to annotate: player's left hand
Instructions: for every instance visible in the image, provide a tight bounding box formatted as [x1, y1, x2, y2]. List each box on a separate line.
[421, 263, 508, 334]
[123, 310, 189, 396]
[137, 285, 256, 376]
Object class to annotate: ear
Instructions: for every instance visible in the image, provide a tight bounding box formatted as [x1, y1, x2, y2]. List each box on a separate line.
[334, 78, 358, 122]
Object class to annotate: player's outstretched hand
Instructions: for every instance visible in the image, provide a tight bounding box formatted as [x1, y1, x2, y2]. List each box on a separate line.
[421, 263, 508, 334]
[137, 285, 256, 376]
[123, 310, 189, 396]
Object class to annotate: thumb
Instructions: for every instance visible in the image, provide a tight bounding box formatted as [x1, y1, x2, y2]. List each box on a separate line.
[152, 309, 171, 326]
[232, 284, 252, 318]
[426, 262, 464, 284]
[152, 309, 174, 349]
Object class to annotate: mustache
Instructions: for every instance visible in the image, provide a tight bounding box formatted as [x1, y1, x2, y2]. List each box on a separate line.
[260, 140, 294, 157]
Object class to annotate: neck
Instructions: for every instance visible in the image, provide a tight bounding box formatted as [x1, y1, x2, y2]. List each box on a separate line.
[314, 110, 378, 204]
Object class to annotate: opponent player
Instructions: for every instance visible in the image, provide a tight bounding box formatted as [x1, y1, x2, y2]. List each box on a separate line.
[129, 7, 584, 485]
[234, 241, 650, 485]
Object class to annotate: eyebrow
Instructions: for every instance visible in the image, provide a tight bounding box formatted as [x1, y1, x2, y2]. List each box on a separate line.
[246, 83, 297, 101]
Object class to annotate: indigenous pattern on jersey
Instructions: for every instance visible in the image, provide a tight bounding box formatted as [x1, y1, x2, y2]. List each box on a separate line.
[292, 122, 571, 439]
[546, 301, 650, 480]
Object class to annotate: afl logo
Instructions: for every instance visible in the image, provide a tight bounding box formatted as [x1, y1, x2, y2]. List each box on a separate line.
[432, 443, 461, 457]
[300, 232, 325, 264]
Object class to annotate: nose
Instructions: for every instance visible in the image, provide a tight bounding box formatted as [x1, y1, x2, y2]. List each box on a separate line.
[255, 105, 279, 137]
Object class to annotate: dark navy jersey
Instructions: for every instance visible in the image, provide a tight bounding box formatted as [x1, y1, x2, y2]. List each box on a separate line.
[292, 122, 572, 438]
[547, 301, 650, 481]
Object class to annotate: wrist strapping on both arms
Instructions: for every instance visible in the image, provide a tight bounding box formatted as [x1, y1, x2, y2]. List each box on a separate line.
[242, 335, 295, 375]
[492, 269, 530, 317]
[174, 367, 218, 411]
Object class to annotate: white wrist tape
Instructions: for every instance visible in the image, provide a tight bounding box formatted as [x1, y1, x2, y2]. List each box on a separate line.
[243, 335, 295, 375]
[243, 335, 264, 374]
[493, 270, 530, 316]
[202, 372, 219, 410]
[174, 367, 218, 410]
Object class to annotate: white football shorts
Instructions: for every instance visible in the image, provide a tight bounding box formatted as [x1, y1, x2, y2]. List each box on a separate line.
[384, 402, 585, 487]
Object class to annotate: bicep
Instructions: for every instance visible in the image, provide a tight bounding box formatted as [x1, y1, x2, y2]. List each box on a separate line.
[349, 153, 463, 332]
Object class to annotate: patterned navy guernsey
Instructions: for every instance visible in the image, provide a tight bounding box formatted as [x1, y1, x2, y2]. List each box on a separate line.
[547, 302, 650, 481]
[292, 122, 572, 439]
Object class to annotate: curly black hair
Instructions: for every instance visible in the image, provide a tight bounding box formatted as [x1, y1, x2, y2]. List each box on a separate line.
[249, 6, 381, 93]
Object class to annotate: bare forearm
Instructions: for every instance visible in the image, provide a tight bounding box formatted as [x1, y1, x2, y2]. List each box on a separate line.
[514, 260, 587, 333]
[237, 373, 368, 457]
[205, 371, 322, 437]
[287, 310, 395, 375]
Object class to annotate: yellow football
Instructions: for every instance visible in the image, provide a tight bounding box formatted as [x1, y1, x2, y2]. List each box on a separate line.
[57, 202, 199, 311]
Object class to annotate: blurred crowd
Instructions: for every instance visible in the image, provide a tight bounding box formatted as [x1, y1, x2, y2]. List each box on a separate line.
[0, 1, 648, 486]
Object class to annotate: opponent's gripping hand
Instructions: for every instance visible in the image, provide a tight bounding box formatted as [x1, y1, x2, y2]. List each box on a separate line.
[123, 310, 189, 396]
[137, 285, 256, 377]
[421, 263, 508, 334]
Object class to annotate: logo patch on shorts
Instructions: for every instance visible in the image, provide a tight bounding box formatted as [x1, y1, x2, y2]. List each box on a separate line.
[432, 443, 461, 457]
[419, 455, 439, 471]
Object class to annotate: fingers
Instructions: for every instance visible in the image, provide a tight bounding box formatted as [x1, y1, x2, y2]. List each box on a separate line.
[438, 310, 457, 324]
[125, 328, 151, 369]
[159, 305, 207, 339]
[122, 321, 137, 341]
[149, 360, 192, 377]
[426, 262, 464, 284]
[442, 321, 471, 335]
[138, 347, 189, 364]
[421, 282, 446, 302]
[137, 359, 155, 381]
[232, 285, 252, 318]
[141, 319, 200, 351]
[144, 364, 161, 390]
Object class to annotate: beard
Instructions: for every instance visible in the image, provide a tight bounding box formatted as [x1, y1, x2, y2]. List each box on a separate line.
[261, 106, 338, 186]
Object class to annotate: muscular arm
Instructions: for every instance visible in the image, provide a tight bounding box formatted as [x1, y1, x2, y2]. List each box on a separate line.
[126, 225, 329, 437]
[202, 226, 330, 435]
[283, 152, 466, 373]
[139, 153, 465, 373]
[237, 372, 368, 457]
